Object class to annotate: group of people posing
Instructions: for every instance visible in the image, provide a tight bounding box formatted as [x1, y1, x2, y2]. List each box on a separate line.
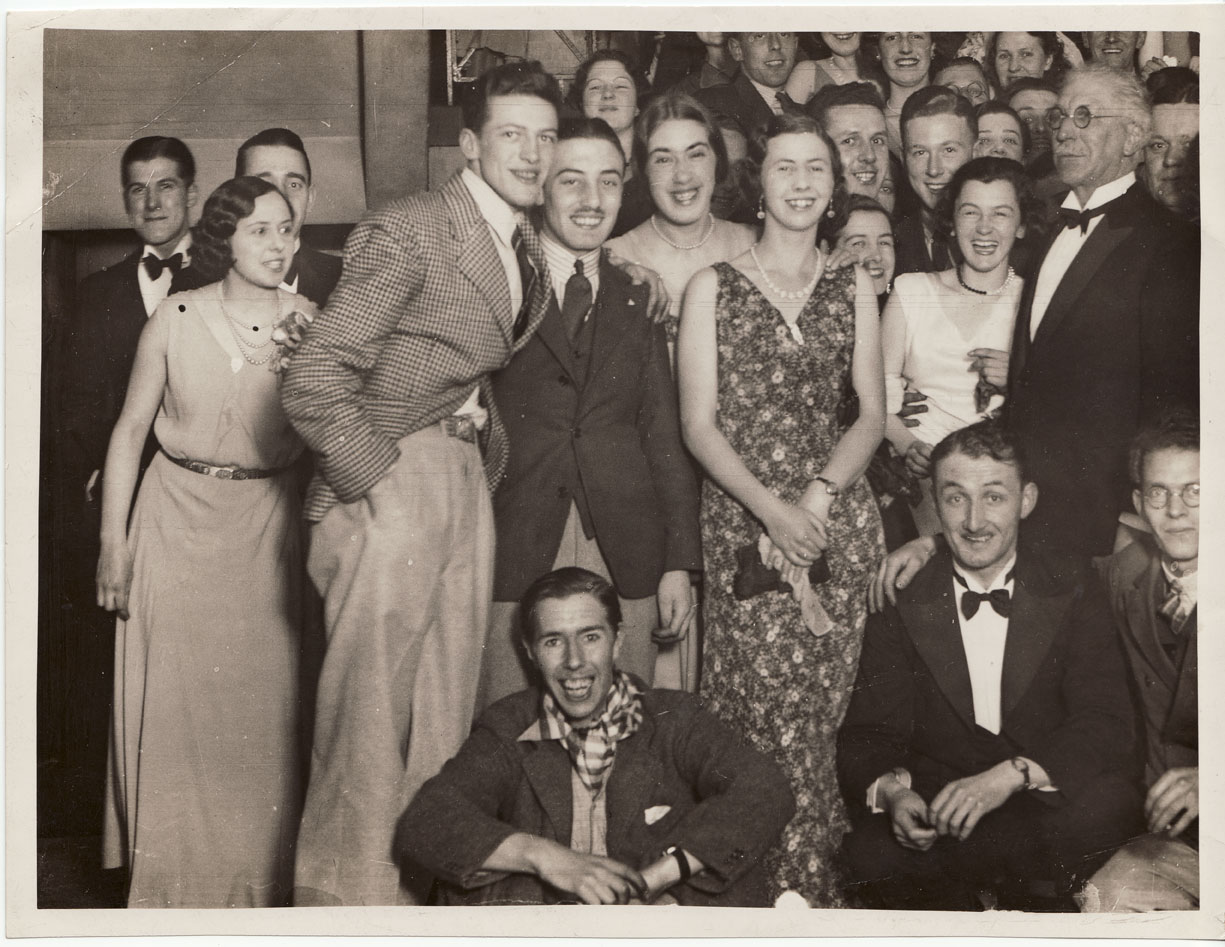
[61, 28, 1199, 912]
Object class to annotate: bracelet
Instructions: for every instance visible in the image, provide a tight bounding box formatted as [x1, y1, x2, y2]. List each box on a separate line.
[663, 845, 691, 883]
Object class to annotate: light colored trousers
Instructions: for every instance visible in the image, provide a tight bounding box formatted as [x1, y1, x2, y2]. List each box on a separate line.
[1077, 833, 1198, 912]
[294, 426, 493, 906]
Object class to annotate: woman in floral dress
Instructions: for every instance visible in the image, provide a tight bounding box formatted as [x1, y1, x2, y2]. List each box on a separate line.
[677, 113, 885, 906]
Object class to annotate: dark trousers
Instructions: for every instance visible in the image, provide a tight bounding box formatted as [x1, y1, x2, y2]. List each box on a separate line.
[841, 775, 1143, 910]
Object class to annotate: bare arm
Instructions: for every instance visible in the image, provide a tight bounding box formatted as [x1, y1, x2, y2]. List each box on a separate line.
[95, 310, 170, 619]
[879, 285, 919, 456]
[677, 266, 826, 567]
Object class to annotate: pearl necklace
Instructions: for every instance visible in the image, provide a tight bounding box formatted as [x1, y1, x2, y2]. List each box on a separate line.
[956, 265, 1016, 297]
[651, 213, 715, 251]
[221, 290, 280, 366]
[750, 245, 823, 301]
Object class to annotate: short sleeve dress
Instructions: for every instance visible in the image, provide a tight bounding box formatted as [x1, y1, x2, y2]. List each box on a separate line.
[102, 284, 307, 907]
[700, 262, 884, 907]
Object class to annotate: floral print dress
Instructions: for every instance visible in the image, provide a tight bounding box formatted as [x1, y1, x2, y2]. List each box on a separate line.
[700, 262, 884, 907]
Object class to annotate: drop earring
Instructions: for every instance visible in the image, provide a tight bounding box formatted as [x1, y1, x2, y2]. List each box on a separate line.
[756, 197, 765, 220]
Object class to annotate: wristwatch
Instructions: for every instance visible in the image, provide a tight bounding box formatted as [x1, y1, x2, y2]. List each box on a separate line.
[812, 475, 840, 497]
[662, 845, 691, 883]
[1010, 756, 1035, 791]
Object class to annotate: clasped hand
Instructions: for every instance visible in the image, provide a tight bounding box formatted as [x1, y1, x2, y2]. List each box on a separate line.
[762, 492, 830, 568]
[533, 843, 647, 905]
[884, 762, 1020, 847]
[1146, 766, 1197, 838]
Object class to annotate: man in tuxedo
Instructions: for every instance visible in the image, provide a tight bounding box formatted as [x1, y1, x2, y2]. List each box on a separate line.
[838, 421, 1140, 910]
[695, 32, 802, 137]
[805, 82, 891, 204]
[235, 127, 343, 307]
[282, 61, 561, 906]
[397, 567, 794, 907]
[1007, 62, 1198, 557]
[1079, 414, 1199, 911]
[893, 86, 975, 277]
[481, 117, 701, 710]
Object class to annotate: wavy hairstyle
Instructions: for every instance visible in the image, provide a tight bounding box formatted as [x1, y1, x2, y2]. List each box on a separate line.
[739, 112, 846, 242]
[518, 567, 622, 644]
[934, 155, 1044, 246]
[632, 91, 729, 183]
[190, 176, 288, 283]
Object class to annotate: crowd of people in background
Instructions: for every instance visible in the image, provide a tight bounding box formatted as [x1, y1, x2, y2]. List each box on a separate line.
[56, 28, 1200, 912]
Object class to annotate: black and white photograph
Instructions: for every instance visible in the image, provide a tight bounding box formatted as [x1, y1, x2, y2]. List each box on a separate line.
[7, 5, 1222, 939]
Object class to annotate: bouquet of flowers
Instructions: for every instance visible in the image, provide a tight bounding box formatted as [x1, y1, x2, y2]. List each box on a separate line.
[270, 308, 314, 375]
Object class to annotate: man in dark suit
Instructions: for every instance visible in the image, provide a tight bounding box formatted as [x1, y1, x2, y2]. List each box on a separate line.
[1079, 414, 1199, 911]
[235, 127, 343, 307]
[695, 32, 803, 137]
[892, 86, 975, 277]
[838, 421, 1140, 910]
[482, 117, 701, 709]
[397, 567, 794, 906]
[282, 61, 561, 906]
[1007, 62, 1198, 557]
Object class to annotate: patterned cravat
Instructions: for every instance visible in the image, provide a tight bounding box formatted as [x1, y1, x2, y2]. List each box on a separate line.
[511, 222, 537, 341]
[561, 259, 593, 340]
[1158, 577, 1191, 633]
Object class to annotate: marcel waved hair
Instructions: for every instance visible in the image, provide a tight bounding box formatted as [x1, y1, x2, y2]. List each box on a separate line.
[518, 567, 622, 645]
[191, 176, 287, 283]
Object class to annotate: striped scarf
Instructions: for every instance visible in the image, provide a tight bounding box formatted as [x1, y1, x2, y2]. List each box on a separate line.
[539, 671, 644, 796]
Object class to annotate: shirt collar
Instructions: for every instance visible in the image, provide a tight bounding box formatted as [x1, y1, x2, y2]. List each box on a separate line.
[142, 231, 192, 265]
[747, 75, 785, 109]
[541, 232, 601, 284]
[953, 553, 1018, 595]
[1061, 171, 1136, 213]
[462, 166, 520, 246]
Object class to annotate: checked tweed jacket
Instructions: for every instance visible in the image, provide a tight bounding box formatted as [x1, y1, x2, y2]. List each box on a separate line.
[282, 171, 550, 521]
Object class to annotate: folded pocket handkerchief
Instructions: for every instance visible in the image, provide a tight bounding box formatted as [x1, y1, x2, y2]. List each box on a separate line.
[644, 805, 672, 826]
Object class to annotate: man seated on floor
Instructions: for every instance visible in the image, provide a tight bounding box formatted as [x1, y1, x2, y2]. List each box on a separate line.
[837, 420, 1141, 910]
[1077, 413, 1200, 912]
[396, 567, 795, 906]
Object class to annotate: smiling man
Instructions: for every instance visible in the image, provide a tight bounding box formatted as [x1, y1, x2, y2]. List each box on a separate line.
[806, 82, 891, 202]
[483, 117, 701, 710]
[895, 86, 976, 276]
[283, 61, 561, 906]
[695, 31, 803, 136]
[838, 420, 1140, 910]
[397, 567, 794, 906]
[1086, 31, 1147, 74]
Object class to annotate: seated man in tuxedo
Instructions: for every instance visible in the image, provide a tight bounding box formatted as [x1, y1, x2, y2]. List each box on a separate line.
[893, 85, 975, 276]
[696, 32, 803, 136]
[837, 420, 1140, 910]
[397, 567, 794, 906]
[1078, 413, 1199, 912]
[483, 116, 701, 708]
[235, 127, 342, 307]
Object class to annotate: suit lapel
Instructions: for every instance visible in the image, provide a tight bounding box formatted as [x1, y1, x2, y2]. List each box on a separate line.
[900, 555, 976, 730]
[1030, 195, 1138, 350]
[534, 291, 578, 379]
[1000, 555, 1068, 720]
[115, 252, 146, 316]
[605, 719, 666, 851]
[735, 73, 774, 130]
[520, 740, 575, 846]
[1123, 555, 1181, 679]
[442, 174, 516, 347]
[584, 259, 635, 389]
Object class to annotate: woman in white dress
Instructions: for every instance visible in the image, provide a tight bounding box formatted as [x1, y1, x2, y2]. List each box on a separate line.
[881, 156, 1042, 534]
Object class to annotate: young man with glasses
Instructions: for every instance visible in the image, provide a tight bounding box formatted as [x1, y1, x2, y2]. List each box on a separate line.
[1077, 413, 1199, 912]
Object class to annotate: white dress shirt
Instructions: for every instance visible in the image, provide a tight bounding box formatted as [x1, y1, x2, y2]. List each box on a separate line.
[1028, 172, 1135, 340]
[137, 232, 192, 317]
[953, 557, 1016, 736]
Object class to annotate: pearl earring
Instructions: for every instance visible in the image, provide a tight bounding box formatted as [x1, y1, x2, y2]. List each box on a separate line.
[827, 207, 836, 219]
[756, 198, 765, 220]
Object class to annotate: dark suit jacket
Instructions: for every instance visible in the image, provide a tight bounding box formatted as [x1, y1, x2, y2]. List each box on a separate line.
[1098, 537, 1197, 786]
[892, 210, 942, 278]
[396, 683, 795, 906]
[695, 72, 801, 137]
[1006, 183, 1199, 557]
[491, 256, 701, 601]
[293, 243, 343, 308]
[838, 543, 1136, 812]
[60, 250, 210, 481]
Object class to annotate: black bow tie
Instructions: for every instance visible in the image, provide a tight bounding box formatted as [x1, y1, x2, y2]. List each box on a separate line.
[954, 570, 1013, 620]
[142, 252, 183, 280]
[1059, 204, 1109, 235]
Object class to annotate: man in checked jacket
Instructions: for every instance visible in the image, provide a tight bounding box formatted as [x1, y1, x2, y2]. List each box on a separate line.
[282, 61, 563, 906]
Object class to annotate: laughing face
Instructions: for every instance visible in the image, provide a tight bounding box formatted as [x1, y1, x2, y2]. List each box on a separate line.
[761, 131, 836, 231]
[934, 450, 1037, 587]
[644, 118, 718, 228]
[879, 32, 933, 90]
[229, 190, 294, 289]
[825, 104, 890, 199]
[953, 178, 1025, 275]
[528, 592, 622, 728]
[821, 32, 860, 58]
[460, 93, 559, 212]
[1087, 31, 1146, 72]
[904, 113, 974, 211]
[542, 136, 624, 253]
[730, 32, 799, 89]
[835, 208, 895, 296]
